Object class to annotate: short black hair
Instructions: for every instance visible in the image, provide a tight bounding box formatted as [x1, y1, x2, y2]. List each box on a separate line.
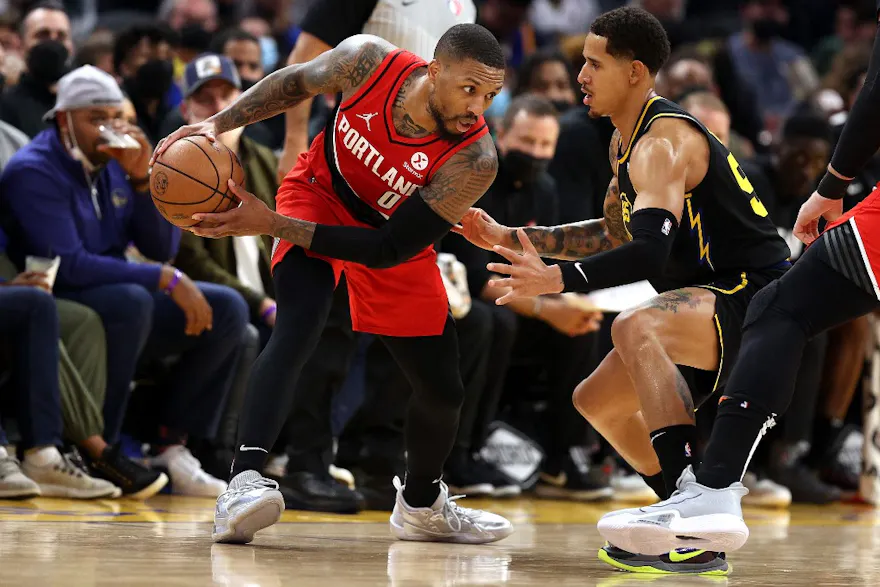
[20, 0, 67, 35]
[501, 93, 558, 130]
[434, 23, 505, 70]
[514, 49, 573, 96]
[590, 7, 671, 74]
[783, 112, 832, 144]
[210, 28, 260, 55]
[113, 24, 177, 73]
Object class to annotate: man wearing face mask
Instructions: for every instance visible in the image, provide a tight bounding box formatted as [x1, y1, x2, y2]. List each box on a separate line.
[727, 0, 819, 136]
[112, 25, 178, 145]
[444, 94, 609, 501]
[0, 1, 74, 138]
[0, 65, 249, 497]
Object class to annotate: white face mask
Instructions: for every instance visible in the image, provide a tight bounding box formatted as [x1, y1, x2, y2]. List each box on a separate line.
[64, 111, 97, 173]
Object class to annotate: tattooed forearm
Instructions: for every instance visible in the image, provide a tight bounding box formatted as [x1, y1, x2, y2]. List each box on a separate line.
[269, 214, 316, 249]
[420, 134, 499, 223]
[212, 36, 390, 133]
[504, 220, 616, 261]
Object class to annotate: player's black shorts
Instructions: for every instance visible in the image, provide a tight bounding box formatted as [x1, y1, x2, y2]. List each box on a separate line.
[678, 262, 791, 408]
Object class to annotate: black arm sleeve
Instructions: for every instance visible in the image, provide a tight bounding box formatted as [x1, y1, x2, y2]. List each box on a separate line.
[308, 192, 453, 269]
[558, 208, 678, 293]
[820, 23, 880, 198]
[300, 0, 379, 47]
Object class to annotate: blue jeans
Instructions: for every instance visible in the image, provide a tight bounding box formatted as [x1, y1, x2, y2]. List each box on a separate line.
[0, 287, 63, 450]
[60, 282, 249, 443]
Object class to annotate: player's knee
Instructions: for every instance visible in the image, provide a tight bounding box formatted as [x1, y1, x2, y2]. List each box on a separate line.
[743, 280, 806, 335]
[610, 305, 659, 350]
[572, 376, 612, 422]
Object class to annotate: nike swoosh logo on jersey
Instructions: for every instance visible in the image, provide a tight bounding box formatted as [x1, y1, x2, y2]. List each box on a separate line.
[650, 431, 666, 443]
[239, 445, 268, 453]
[574, 262, 588, 283]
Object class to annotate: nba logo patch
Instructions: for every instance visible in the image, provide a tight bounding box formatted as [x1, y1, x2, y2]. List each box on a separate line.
[684, 442, 692, 458]
[662, 218, 672, 235]
[448, 0, 462, 16]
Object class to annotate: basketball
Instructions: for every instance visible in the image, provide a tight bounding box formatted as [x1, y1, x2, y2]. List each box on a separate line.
[149, 135, 244, 228]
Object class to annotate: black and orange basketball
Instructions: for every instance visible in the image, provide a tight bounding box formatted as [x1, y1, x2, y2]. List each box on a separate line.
[149, 135, 244, 228]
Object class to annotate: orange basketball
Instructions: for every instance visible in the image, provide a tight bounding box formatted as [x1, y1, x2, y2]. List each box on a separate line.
[149, 135, 244, 228]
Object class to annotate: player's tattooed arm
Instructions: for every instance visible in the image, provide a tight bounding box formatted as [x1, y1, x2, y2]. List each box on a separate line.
[419, 134, 500, 223]
[511, 177, 629, 260]
[211, 35, 393, 133]
[268, 217, 316, 249]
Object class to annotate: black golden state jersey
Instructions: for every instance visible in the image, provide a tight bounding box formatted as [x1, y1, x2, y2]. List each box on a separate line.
[616, 96, 790, 292]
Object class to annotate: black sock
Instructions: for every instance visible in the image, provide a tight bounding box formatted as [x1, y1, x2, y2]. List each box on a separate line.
[639, 472, 668, 500]
[403, 473, 441, 507]
[697, 397, 777, 489]
[650, 424, 701, 497]
[805, 416, 844, 466]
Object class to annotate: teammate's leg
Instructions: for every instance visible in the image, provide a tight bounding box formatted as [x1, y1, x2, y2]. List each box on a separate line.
[380, 315, 513, 543]
[213, 247, 337, 544]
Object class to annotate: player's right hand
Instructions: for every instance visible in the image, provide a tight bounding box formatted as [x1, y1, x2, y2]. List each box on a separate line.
[162, 266, 213, 336]
[452, 208, 510, 251]
[150, 120, 218, 166]
[793, 191, 843, 246]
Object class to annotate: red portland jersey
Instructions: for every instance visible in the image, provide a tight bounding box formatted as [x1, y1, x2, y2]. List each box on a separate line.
[303, 49, 489, 224]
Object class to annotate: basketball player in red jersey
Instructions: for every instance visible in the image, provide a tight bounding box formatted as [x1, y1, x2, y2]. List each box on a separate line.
[592, 3, 880, 556]
[152, 24, 514, 546]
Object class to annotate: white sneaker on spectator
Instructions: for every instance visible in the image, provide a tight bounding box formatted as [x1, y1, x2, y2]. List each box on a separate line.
[611, 471, 659, 503]
[0, 447, 40, 499]
[22, 446, 119, 499]
[149, 445, 227, 497]
[742, 472, 792, 508]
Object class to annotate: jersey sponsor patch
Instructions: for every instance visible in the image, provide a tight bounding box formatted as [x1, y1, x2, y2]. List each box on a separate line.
[662, 218, 672, 235]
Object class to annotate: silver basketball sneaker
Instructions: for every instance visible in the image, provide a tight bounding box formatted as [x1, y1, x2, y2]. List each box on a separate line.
[389, 476, 514, 544]
[212, 470, 285, 544]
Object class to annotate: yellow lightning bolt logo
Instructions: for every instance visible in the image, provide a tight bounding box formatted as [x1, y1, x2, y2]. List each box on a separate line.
[685, 193, 714, 270]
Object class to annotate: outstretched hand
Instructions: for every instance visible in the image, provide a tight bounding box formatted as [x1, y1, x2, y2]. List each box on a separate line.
[487, 229, 564, 304]
[189, 180, 275, 238]
[451, 207, 510, 251]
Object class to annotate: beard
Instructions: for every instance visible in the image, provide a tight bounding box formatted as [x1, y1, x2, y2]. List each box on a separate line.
[427, 92, 473, 141]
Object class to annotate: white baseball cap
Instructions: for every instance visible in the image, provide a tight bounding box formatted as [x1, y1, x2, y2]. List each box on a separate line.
[43, 65, 126, 122]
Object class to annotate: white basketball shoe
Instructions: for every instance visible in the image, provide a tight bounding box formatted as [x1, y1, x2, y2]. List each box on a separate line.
[212, 470, 285, 544]
[389, 476, 514, 544]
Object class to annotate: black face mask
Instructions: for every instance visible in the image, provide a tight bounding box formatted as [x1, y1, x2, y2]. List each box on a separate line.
[503, 149, 550, 185]
[551, 100, 572, 114]
[751, 18, 785, 42]
[27, 40, 70, 86]
[131, 59, 174, 100]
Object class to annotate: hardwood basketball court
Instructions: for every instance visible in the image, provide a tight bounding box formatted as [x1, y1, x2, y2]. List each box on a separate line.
[2, 495, 879, 585]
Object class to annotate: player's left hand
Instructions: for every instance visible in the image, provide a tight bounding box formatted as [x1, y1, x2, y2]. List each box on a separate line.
[793, 191, 843, 246]
[488, 228, 564, 304]
[189, 180, 274, 238]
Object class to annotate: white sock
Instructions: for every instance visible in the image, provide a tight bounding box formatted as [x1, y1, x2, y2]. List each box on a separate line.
[0, 446, 8, 459]
[24, 446, 62, 468]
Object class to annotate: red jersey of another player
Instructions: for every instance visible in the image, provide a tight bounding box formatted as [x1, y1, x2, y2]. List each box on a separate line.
[824, 182, 880, 299]
[272, 48, 490, 337]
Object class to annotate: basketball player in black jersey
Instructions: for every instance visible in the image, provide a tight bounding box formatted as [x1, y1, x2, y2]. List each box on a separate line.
[456, 7, 790, 575]
[591, 2, 880, 558]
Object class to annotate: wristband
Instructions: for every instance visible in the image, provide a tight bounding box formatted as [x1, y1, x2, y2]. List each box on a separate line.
[163, 269, 182, 295]
[261, 302, 277, 320]
[817, 169, 852, 200]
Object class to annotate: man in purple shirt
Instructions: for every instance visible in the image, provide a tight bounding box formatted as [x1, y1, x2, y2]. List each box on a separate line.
[0, 65, 247, 497]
